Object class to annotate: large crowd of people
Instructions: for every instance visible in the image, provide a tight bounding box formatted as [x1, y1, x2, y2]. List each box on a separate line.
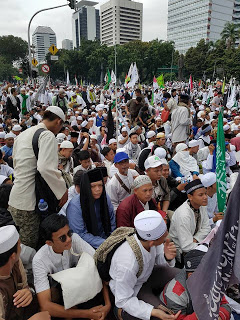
[0, 81, 240, 320]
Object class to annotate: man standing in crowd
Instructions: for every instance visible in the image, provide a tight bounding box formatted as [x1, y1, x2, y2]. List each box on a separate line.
[8, 107, 68, 249]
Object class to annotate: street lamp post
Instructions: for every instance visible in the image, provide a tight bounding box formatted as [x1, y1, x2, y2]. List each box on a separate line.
[28, 4, 68, 83]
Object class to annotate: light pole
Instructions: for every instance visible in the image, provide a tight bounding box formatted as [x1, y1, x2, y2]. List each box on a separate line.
[28, 3, 68, 83]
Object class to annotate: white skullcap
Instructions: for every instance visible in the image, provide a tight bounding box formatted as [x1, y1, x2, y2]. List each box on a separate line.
[199, 105, 205, 111]
[109, 138, 117, 145]
[156, 117, 161, 121]
[57, 133, 66, 140]
[176, 143, 188, 153]
[12, 125, 22, 131]
[81, 120, 88, 128]
[144, 155, 163, 170]
[223, 118, 228, 123]
[116, 147, 126, 153]
[232, 125, 239, 131]
[96, 104, 104, 111]
[154, 147, 167, 159]
[75, 111, 80, 114]
[223, 124, 230, 131]
[46, 106, 65, 122]
[122, 127, 127, 132]
[88, 117, 94, 121]
[90, 135, 97, 140]
[0, 225, 19, 254]
[230, 144, 236, 151]
[0, 175, 9, 185]
[60, 141, 74, 149]
[0, 132, 6, 139]
[77, 116, 83, 121]
[234, 116, 240, 120]
[5, 132, 16, 139]
[200, 172, 216, 188]
[132, 175, 152, 189]
[215, 107, 219, 111]
[134, 210, 167, 241]
[189, 140, 200, 148]
[147, 131, 156, 139]
[82, 109, 88, 115]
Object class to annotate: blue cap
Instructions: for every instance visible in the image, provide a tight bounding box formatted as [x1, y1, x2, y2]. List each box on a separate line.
[114, 152, 129, 164]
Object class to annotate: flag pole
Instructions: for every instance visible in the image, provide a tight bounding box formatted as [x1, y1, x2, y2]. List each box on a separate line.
[114, 43, 119, 144]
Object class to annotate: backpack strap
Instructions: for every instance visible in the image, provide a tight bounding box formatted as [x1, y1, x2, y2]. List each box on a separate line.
[32, 128, 46, 160]
[127, 234, 144, 278]
[115, 173, 131, 194]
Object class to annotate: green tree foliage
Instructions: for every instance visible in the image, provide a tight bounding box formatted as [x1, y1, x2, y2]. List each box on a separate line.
[0, 57, 18, 81]
[221, 22, 240, 48]
[0, 35, 28, 63]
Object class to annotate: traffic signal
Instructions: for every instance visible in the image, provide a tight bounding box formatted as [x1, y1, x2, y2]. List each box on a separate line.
[32, 70, 38, 78]
[68, 0, 75, 9]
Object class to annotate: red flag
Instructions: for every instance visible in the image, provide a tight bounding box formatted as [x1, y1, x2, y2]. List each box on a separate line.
[189, 74, 193, 90]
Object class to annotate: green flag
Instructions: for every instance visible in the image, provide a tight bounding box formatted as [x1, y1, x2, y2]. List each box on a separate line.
[157, 74, 165, 88]
[104, 69, 111, 90]
[216, 108, 227, 212]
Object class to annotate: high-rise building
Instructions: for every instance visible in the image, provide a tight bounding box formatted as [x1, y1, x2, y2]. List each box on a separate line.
[72, 0, 100, 48]
[32, 26, 57, 63]
[167, 0, 236, 54]
[62, 39, 73, 50]
[100, 0, 143, 46]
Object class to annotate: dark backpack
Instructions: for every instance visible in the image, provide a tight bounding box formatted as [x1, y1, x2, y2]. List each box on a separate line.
[32, 128, 60, 218]
[94, 227, 143, 282]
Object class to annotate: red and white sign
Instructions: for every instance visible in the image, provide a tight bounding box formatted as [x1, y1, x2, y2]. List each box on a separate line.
[41, 64, 50, 73]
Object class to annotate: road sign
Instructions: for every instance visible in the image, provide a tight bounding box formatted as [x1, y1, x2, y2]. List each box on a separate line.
[49, 45, 58, 55]
[18, 68, 23, 74]
[32, 58, 38, 67]
[51, 55, 59, 61]
[41, 64, 50, 74]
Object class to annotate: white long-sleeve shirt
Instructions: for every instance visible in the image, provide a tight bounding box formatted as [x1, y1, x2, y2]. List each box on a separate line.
[109, 234, 175, 320]
[169, 200, 211, 261]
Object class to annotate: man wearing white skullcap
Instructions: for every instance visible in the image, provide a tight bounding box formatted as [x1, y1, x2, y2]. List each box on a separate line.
[0, 225, 45, 320]
[8, 107, 68, 249]
[200, 172, 223, 227]
[116, 175, 158, 227]
[109, 210, 179, 320]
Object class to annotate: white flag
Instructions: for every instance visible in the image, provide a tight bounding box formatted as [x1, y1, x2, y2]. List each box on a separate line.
[128, 63, 134, 79]
[226, 85, 236, 109]
[128, 63, 139, 88]
[66, 70, 70, 85]
[111, 70, 116, 84]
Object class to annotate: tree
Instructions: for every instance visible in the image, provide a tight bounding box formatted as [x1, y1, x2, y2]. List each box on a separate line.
[221, 22, 240, 48]
[0, 57, 18, 81]
[0, 35, 28, 63]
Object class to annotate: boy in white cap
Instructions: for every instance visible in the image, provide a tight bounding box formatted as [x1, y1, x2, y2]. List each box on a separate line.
[109, 210, 179, 320]
[0, 225, 50, 320]
[8, 107, 68, 249]
[200, 172, 223, 227]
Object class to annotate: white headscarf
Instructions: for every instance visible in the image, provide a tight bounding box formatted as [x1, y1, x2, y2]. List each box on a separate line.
[172, 144, 199, 176]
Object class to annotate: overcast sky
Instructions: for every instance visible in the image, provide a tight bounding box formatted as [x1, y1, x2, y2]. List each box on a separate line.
[0, 0, 168, 48]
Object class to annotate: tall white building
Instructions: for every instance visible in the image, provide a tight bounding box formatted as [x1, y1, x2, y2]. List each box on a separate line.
[100, 0, 143, 46]
[32, 26, 57, 63]
[167, 0, 236, 54]
[62, 39, 73, 50]
[72, 0, 100, 48]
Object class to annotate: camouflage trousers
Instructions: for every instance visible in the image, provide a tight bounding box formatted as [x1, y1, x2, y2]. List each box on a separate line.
[8, 206, 40, 250]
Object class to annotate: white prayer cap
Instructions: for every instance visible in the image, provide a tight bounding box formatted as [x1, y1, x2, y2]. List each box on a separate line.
[230, 144, 236, 151]
[116, 147, 126, 153]
[5, 132, 16, 139]
[81, 120, 88, 128]
[147, 131, 156, 139]
[188, 140, 200, 148]
[154, 147, 167, 159]
[144, 155, 163, 170]
[88, 117, 94, 121]
[122, 127, 127, 132]
[132, 175, 151, 190]
[223, 118, 228, 123]
[223, 124, 230, 131]
[176, 143, 188, 153]
[0, 175, 9, 185]
[57, 133, 66, 140]
[199, 105, 205, 111]
[0, 124, 3, 128]
[234, 116, 240, 120]
[82, 109, 88, 115]
[46, 106, 65, 122]
[215, 107, 219, 111]
[12, 125, 22, 131]
[12, 119, 18, 123]
[75, 111, 80, 114]
[156, 117, 161, 121]
[134, 210, 167, 241]
[96, 104, 104, 111]
[60, 141, 74, 149]
[77, 116, 83, 121]
[0, 132, 6, 139]
[200, 172, 216, 188]
[109, 138, 117, 145]
[0, 225, 19, 254]
[90, 135, 97, 140]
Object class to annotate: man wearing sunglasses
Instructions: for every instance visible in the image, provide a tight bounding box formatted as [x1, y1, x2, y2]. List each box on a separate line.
[32, 214, 111, 319]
